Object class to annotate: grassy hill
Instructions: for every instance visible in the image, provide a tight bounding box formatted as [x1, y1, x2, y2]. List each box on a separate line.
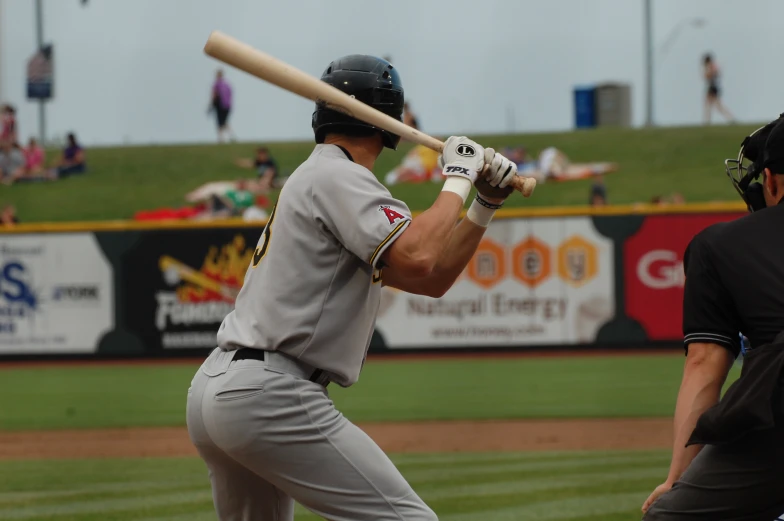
[2, 124, 757, 223]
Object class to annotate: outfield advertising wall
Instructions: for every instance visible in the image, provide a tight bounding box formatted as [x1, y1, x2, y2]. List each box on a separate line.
[0, 206, 746, 357]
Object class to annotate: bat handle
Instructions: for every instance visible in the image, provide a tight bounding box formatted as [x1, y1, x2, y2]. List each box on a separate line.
[509, 175, 537, 198]
[433, 140, 535, 198]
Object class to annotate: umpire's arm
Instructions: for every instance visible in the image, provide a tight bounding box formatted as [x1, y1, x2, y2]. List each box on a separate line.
[660, 233, 739, 494]
[666, 342, 733, 483]
[645, 234, 738, 512]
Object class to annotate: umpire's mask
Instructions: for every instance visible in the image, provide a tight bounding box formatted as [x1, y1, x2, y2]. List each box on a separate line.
[725, 114, 784, 212]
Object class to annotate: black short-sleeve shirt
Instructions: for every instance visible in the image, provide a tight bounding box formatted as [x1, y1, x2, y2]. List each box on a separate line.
[683, 201, 784, 357]
[255, 158, 278, 179]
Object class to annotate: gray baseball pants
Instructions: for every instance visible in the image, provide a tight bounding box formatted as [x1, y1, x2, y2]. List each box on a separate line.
[186, 347, 437, 521]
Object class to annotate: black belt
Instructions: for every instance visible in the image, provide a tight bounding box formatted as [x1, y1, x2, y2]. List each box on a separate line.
[233, 348, 328, 386]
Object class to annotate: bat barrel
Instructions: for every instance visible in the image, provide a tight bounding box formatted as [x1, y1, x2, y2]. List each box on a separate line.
[203, 31, 536, 197]
[203, 31, 444, 153]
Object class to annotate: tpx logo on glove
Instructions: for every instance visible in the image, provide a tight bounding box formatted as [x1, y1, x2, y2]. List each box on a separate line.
[445, 166, 470, 175]
[456, 144, 476, 157]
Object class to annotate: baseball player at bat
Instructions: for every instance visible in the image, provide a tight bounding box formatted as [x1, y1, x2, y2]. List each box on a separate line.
[186, 55, 522, 521]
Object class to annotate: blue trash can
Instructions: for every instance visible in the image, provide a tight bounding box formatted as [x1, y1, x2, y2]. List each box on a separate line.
[574, 86, 596, 129]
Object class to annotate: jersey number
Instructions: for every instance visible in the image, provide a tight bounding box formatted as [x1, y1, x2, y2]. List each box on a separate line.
[252, 205, 277, 268]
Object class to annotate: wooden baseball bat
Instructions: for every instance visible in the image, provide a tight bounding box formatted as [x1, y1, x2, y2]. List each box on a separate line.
[203, 31, 536, 197]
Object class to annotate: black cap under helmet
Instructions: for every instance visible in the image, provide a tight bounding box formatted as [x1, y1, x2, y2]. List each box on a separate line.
[312, 55, 404, 150]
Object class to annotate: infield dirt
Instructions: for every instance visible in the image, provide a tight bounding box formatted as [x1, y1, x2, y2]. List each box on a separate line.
[0, 418, 671, 460]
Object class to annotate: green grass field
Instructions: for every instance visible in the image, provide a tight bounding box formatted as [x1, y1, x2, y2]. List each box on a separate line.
[1, 353, 739, 521]
[0, 354, 729, 431]
[0, 451, 671, 521]
[4, 124, 758, 223]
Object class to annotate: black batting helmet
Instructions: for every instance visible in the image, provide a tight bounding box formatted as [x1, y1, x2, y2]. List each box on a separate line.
[312, 55, 404, 150]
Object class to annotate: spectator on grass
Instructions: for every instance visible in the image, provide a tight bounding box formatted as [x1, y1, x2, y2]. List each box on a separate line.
[24, 137, 44, 176]
[253, 146, 281, 190]
[51, 132, 86, 179]
[589, 177, 607, 206]
[0, 204, 18, 226]
[670, 192, 686, 205]
[403, 102, 419, 130]
[209, 69, 235, 143]
[242, 196, 270, 222]
[0, 104, 18, 145]
[235, 146, 284, 190]
[0, 141, 25, 182]
[193, 186, 258, 221]
[504, 146, 529, 167]
[2, 138, 46, 185]
[703, 53, 735, 125]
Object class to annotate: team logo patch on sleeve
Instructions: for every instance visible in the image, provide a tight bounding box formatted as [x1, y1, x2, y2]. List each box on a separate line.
[379, 205, 406, 225]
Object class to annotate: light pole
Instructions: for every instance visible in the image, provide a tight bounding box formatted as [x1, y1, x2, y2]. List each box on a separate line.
[658, 18, 706, 63]
[644, 0, 653, 127]
[34, 0, 46, 145]
[644, 0, 707, 127]
[0, 2, 3, 105]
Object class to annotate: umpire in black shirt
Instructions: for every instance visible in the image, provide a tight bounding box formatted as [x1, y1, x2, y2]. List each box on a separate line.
[642, 115, 784, 521]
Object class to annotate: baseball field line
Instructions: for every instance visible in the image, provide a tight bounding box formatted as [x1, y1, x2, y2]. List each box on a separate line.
[0, 480, 201, 505]
[0, 466, 662, 516]
[421, 466, 667, 500]
[0, 490, 210, 520]
[391, 447, 667, 466]
[445, 491, 648, 521]
[403, 452, 668, 483]
[0, 454, 666, 520]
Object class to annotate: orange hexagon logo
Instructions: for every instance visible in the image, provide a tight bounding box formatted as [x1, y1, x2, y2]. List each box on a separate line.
[466, 238, 506, 289]
[512, 237, 551, 287]
[557, 235, 598, 287]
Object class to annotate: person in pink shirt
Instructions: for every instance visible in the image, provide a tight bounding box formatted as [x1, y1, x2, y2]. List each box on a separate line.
[24, 137, 44, 175]
[2, 137, 46, 185]
[208, 69, 235, 143]
[0, 105, 18, 146]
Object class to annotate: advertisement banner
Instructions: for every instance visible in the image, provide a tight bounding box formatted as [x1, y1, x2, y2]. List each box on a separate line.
[374, 217, 615, 348]
[0, 234, 113, 354]
[123, 228, 261, 350]
[624, 213, 743, 341]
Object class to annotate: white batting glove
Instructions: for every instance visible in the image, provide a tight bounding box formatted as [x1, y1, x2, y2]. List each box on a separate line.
[437, 136, 486, 204]
[482, 148, 517, 188]
[437, 136, 485, 184]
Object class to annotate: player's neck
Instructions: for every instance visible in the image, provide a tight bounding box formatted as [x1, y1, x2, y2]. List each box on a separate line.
[323, 135, 383, 171]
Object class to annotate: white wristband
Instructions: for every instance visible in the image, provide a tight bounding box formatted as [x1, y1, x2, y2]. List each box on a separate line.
[466, 198, 497, 227]
[441, 176, 474, 204]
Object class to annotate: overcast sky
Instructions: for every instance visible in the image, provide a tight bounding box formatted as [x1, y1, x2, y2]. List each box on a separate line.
[1, 0, 781, 146]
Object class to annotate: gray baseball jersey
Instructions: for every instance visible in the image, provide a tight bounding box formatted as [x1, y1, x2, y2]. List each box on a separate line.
[217, 144, 412, 386]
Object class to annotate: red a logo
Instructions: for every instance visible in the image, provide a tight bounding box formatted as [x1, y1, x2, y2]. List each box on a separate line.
[379, 205, 405, 225]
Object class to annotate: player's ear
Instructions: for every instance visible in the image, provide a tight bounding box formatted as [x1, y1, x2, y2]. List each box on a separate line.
[764, 168, 778, 198]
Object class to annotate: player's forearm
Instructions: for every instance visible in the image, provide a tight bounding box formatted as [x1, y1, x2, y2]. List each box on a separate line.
[390, 191, 465, 276]
[666, 344, 732, 483]
[420, 217, 486, 293]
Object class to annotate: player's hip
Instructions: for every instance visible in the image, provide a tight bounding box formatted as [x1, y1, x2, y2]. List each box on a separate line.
[188, 348, 341, 448]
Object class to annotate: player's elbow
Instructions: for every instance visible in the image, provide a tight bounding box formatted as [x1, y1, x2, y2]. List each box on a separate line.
[423, 283, 450, 299]
[396, 251, 437, 279]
